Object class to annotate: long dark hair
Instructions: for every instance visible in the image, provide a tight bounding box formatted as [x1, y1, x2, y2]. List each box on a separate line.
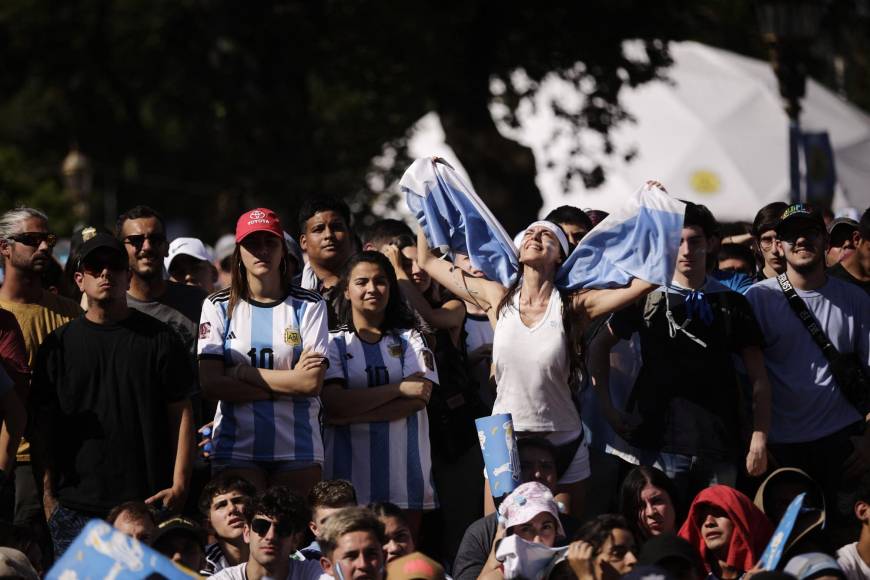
[619, 466, 682, 541]
[496, 221, 582, 386]
[337, 251, 416, 333]
[227, 240, 295, 321]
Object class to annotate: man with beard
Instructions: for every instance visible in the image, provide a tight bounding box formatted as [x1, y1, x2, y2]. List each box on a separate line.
[0, 208, 80, 531]
[298, 198, 356, 329]
[211, 486, 321, 580]
[116, 206, 207, 342]
[199, 474, 257, 575]
[746, 203, 870, 529]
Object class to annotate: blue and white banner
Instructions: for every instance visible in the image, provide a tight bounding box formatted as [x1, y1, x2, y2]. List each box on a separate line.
[476, 413, 521, 500]
[48, 520, 201, 579]
[401, 157, 685, 290]
[758, 492, 806, 571]
[402, 157, 519, 286]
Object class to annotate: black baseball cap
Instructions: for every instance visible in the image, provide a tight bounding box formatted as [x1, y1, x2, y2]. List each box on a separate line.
[76, 231, 127, 270]
[775, 204, 826, 235]
[151, 515, 207, 547]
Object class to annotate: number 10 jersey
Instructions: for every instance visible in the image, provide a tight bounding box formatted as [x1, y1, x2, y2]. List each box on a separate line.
[198, 286, 329, 464]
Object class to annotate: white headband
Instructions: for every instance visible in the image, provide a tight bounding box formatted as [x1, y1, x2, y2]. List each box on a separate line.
[520, 220, 570, 257]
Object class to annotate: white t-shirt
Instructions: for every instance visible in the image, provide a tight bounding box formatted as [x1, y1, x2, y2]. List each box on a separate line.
[323, 326, 438, 509]
[837, 542, 870, 580]
[210, 560, 323, 580]
[492, 288, 580, 432]
[198, 286, 329, 462]
[745, 275, 870, 444]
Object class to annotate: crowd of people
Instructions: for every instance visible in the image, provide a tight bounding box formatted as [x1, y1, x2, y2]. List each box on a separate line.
[0, 181, 865, 580]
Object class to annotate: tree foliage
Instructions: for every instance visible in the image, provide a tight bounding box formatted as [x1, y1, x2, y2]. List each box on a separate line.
[0, 1, 866, 238]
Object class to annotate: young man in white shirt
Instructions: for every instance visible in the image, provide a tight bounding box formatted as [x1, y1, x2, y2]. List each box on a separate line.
[211, 487, 321, 580]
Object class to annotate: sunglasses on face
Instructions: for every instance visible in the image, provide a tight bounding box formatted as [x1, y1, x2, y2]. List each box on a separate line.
[123, 234, 167, 250]
[8, 232, 57, 248]
[80, 257, 128, 275]
[779, 228, 823, 245]
[251, 517, 294, 538]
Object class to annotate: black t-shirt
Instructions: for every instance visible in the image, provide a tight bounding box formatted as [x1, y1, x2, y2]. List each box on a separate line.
[162, 281, 208, 326]
[609, 284, 763, 459]
[32, 310, 194, 515]
[828, 263, 870, 295]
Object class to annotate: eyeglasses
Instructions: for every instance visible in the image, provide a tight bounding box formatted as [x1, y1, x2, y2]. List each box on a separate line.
[8, 232, 57, 248]
[80, 256, 129, 275]
[757, 235, 778, 251]
[123, 234, 167, 250]
[250, 517, 294, 538]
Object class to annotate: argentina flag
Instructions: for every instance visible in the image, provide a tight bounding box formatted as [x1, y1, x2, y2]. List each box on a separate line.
[401, 156, 685, 290]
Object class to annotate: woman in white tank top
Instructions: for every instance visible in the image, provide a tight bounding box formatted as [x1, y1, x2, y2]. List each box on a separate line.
[416, 221, 658, 517]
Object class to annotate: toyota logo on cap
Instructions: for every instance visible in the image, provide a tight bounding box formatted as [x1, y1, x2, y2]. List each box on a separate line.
[249, 210, 266, 220]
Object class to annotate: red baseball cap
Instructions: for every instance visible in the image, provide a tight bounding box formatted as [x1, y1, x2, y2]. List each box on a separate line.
[235, 208, 283, 242]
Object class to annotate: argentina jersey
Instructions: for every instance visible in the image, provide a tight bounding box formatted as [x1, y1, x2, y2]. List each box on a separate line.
[198, 286, 329, 463]
[323, 327, 438, 510]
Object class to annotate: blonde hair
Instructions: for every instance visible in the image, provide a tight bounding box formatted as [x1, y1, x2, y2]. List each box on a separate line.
[318, 507, 385, 558]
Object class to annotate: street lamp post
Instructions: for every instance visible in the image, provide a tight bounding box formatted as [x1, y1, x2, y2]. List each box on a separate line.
[755, 0, 824, 204]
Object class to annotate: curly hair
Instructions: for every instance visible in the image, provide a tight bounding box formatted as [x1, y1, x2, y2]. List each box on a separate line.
[308, 479, 358, 510]
[245, 486, 310, 535]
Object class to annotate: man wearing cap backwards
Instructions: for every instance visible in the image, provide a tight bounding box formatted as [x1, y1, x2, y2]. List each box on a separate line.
[29, 233, 196, 558]
[745, 203, 870, 528]
[828, 208, 870, 295]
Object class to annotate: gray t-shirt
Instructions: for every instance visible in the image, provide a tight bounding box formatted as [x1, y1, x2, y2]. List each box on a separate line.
[745, 275, 870, 444]
[210, 560, 323, 580]
[126, 293, 198, 355]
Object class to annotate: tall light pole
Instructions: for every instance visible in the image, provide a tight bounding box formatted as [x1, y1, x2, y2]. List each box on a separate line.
[755, 0, 824, 204]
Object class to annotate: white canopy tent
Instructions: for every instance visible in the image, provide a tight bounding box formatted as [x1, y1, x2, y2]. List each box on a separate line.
[408, 41, 870, 222]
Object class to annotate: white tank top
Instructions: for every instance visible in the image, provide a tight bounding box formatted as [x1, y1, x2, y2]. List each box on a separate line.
[492, 288, 580, 432]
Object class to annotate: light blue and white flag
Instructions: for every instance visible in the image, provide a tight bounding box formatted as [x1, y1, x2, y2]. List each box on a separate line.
[402, 157, 519, 286]
[401, 156, 686, 290]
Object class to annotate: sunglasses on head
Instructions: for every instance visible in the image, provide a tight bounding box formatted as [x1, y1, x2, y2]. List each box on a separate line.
[8, 232, 57, 248]
[123, 233, 166, 249]
[251, 517, 294, 538]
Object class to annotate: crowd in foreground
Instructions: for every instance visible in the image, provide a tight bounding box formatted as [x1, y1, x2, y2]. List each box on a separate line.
[0, 180, 865, 579]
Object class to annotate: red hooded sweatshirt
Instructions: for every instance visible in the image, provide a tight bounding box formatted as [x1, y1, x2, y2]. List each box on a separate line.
[679, 485, 773, 574]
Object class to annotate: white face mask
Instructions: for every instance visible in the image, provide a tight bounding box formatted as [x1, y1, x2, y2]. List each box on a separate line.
[496, 535, 569, 580]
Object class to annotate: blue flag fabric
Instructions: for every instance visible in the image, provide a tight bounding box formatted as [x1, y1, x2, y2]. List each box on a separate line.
[758, 493, 806, 571]
[48, 520, 201, 579]
[401, 157, 685, 290]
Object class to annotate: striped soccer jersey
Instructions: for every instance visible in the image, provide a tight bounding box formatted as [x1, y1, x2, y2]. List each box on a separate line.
[198, 286, 329, 463]
[323, 326, 438, 509]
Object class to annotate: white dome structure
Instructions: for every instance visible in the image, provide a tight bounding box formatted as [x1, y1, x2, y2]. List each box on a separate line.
[409, 41, 870, 222]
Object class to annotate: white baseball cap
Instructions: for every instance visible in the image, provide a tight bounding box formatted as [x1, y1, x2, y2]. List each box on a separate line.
[165, 237, 212, 271]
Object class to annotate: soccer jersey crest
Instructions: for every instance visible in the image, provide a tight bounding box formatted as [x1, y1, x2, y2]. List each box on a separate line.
[388, 342, 403, 358]
[284, 327, 301, 346]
